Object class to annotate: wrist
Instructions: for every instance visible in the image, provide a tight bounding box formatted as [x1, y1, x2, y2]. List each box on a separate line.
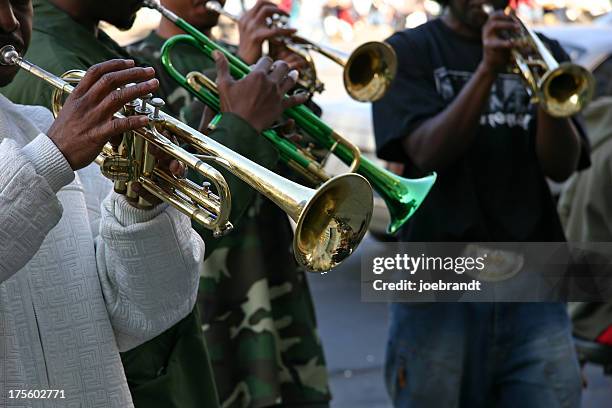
[223, 110, 263, 133]
[237, 44, 261, 65]
[475, 62, 498, 82]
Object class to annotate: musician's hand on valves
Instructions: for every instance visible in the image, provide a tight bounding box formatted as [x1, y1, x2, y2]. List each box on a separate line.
[480, 11, 519, 75]
[213, 51, 308, 133]
[47, 59, 159, 170]
[237, 0, 296, 64]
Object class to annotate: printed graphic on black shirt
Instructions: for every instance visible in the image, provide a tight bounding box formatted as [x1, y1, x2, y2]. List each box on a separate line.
[434, 67, 533, 130]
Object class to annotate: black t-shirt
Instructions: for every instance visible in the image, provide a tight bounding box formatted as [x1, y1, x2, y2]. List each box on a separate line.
[372, 18, 590, 243]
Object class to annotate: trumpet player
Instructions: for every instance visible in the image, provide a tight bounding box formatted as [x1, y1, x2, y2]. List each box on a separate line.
[373, 0, 589, 407]
[0, 1, 205, 407]
[128, 2, 332, 408]
[129, 0, 308, 121]
[2, 1, 311, 407]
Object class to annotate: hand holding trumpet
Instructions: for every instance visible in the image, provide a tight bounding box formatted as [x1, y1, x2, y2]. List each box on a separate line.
[213, 51, 308, 133]
[47, 59, 158, 170]
[237, 0, 296, 65]
[480, 10, 520, 75]
[47, 59, 185, 206]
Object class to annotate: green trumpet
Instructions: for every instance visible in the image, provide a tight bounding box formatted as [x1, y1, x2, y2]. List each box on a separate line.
[145, 0, 436, 234]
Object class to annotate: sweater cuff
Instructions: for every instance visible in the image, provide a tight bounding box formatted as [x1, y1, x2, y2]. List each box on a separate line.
[111, 192, 170, 227]
[22, 134, 75, 193]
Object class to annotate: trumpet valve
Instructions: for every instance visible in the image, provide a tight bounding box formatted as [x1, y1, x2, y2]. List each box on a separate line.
[137, 93, 154, 115]
[150, 97, 165, 120]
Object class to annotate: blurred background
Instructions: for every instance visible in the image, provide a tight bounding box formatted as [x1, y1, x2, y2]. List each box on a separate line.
[104, 1, 612, 406]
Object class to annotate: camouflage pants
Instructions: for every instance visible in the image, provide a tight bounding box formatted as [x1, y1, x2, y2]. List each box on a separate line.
[198, 195, 331, 408]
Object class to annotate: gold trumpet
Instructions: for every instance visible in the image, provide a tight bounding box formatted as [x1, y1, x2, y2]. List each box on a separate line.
[0, 45, 374, 272]
[483, 4, 594, 117]
[205, 0, 397, 102]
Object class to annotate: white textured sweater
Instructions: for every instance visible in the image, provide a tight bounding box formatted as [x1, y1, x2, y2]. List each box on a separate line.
[0, 94, 204, 407]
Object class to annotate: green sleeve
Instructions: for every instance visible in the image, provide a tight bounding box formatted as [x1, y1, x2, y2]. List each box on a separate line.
[192, 113, 279, 256]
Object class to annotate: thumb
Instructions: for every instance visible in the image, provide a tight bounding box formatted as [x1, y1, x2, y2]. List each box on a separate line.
[213, 50, 233, 88]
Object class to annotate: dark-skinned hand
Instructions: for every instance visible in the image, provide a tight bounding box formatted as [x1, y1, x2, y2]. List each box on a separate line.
[48, 59, 185, 207]
[269, 40, 310, 72]
[237, 0, 296, 65]
[481, 11, 520, 74]
[48, 59, 158, 171]
[213, 51, 308, 133]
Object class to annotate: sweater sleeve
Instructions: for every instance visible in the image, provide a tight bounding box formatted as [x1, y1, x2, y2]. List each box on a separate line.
[95, 192, 204, 352]
[0, 135, 75, 282]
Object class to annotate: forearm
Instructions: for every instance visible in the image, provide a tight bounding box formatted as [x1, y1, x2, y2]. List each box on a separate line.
[0, 135, 74, 282]
[404, 64, 496, 172]
[96, 193, 204, 351]
[536, 109, 581, 182]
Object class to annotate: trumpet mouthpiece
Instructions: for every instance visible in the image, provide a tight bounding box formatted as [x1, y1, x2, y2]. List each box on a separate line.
[0, 45, 19, 66]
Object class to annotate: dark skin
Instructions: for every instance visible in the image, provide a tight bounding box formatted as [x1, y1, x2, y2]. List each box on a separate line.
[404, 0, 581, 182]
[158, 0, 307, 69]
[51, 0, 306, 130]
[0, 0, 31, 87]
[51, 0, 144, 31]
[213, 51, 306, 133]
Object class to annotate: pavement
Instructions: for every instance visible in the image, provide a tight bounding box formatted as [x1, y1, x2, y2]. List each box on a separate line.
[307, 236, 391, 408]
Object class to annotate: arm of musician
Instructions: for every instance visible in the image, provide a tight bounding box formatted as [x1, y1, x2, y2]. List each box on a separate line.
[403, 64, 497, 172]
[535, 110, 582, 182]
[403, 14, 519, 172]
[0, 135, 74, 282]
[94, 189, 204, 352]
[195, 112, 279, 256]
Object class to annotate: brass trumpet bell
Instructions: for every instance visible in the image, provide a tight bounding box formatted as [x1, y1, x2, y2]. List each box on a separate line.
[539, 63, 594, 118]
[344, 41, 398, 103]
[294, 174, 373, 271]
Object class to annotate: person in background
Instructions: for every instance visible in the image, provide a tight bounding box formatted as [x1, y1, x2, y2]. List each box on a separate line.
[558, 96, 612, 356]
[128, 1, 332, 407]
[0, 1, 204, 406]
[1, 0, 308, 407]
[372, 0, 589, 406]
